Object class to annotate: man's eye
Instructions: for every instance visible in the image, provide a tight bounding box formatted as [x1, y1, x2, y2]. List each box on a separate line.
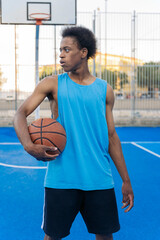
[65, 49, 69, 53]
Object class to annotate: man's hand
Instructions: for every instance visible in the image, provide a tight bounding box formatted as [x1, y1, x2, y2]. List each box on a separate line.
[121, 181, 134, 212]
[25, 143, 59, 162]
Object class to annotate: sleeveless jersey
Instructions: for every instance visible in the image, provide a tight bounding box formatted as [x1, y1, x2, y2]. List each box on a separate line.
[44, 73, 114, 190]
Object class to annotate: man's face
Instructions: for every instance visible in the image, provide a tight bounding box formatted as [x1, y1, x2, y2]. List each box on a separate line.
[59, 37, 83, 72]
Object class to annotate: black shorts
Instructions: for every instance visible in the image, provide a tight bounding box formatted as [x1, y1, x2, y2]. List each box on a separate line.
[42, 188, 120, 239]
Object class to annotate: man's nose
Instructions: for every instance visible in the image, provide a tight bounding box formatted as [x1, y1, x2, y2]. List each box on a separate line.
[59, 50, 64, 58]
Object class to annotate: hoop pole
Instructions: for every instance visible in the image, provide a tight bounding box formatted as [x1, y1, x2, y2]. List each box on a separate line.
[54, 26, 57, 74]
[35, 25, 40, 119]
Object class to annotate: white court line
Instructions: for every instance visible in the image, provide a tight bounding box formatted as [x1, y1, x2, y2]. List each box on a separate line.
[122, 141, 160, 144]
[0, 143, 47, 169]
[0, 141, 160, 168]
[1, 141, 160, 145]
[0, 142, 21, 145]
[0, 162, 47, 169]
[131, 142, 160, 158]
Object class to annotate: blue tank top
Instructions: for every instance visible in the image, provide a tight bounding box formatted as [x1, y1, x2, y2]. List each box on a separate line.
[44, 73, 114, 190]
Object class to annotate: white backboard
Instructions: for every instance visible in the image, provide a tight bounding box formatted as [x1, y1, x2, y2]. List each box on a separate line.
[0, 0, 77, 25]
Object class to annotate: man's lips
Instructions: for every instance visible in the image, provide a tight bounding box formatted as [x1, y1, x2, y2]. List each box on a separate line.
[60, 61, 66, 66]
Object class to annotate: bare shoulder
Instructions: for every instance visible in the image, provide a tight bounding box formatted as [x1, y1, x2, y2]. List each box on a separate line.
[36, 75, 58, 94]
[40, 75, 58, 87]
[106, 84, 115, 109]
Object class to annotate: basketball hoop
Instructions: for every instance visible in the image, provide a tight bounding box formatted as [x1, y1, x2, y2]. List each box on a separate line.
[29, 13, 51, 25]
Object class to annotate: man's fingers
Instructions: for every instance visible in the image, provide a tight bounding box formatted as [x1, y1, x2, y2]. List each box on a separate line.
[45, 146, 59, 156]
[36, 153, 59, 162]
[45, 153, 59, 159]
[45, 146, 58, 152]
[124, 200, 133, 212]
[122, 195, 129, 204]
[121, 201, 129, 209]
[122, 194, 134, 212]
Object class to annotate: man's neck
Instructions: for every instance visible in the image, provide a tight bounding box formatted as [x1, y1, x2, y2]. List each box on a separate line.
[68, 71, 96, 85]
[68, 64, 93, 82]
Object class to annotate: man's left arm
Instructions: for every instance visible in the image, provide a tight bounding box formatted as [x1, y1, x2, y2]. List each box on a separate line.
[106, 84, 134, 212]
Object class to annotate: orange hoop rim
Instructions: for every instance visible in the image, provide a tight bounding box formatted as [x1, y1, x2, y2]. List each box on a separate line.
[29, 13, 51, 25]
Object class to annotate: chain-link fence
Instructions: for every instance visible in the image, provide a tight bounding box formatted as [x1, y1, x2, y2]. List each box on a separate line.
[0, 11, 160, 126]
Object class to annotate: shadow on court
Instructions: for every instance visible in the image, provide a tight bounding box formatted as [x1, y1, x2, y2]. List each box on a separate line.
[0, 127, 160, 240]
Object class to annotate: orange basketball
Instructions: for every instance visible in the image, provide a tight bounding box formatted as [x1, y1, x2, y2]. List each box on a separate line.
[28, 118, 67, 154]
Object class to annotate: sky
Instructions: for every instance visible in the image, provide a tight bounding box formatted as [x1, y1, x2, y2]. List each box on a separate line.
[77, 0, 160, 13]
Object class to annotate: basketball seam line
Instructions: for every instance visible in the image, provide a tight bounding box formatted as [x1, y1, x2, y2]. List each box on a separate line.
[41, 119, 43, 145]
[29, 131, 66, 137]
[31, 121, 57, 128]
[33, 137, 62, 153]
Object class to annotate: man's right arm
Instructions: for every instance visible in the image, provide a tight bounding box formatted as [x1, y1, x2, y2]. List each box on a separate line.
[13, 76, 59, 161]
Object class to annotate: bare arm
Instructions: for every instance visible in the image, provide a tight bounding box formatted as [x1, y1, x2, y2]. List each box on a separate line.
[13, 76, 59, 161]
[106, 84, 134, 212]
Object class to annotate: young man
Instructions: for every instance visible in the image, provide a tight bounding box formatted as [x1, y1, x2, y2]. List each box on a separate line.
[14, 26, 134, 240]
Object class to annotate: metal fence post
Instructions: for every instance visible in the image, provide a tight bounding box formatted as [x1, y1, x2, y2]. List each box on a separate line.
[54, 26, 57, 75]
[14, 25, 18, 111]
[92, 10, 96, 76]
[105, 0, 108, 81]
[97, 9, 102, 79]
[131, 10, 136, 120]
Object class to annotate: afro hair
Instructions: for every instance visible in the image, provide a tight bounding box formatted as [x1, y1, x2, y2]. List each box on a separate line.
[61, 26, 97, 59]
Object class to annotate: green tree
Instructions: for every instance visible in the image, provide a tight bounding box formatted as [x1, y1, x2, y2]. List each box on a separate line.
[118, 71, 129, 89]
[39, 66, 54, 80]
[101, 69, 117, 89]
[39, 65, 64, 80]
[101, 69, 128, 90]
[137, 62, 160, 96]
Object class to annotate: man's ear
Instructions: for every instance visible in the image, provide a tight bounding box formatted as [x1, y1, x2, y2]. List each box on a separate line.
[81, 48, 88, 59]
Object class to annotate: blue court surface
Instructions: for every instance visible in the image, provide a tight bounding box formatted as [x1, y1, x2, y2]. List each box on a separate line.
[0, 127, 160, 240]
